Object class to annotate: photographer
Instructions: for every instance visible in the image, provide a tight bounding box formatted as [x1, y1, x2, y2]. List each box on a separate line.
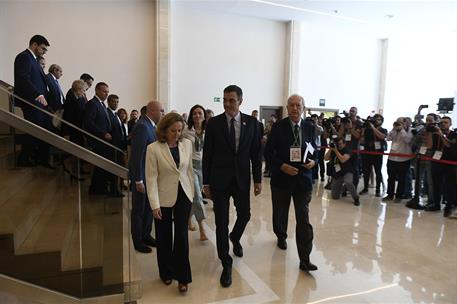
[322, 116, 342, 189]
[408, 113, 439, 210]
[340, 108, 362, 188]
[359, 114, 387, 197]
[324, 137, 360, 206]
[430, 117, 457, 216]
[310, 114, 324, 182]
[384, 117, 414, 202]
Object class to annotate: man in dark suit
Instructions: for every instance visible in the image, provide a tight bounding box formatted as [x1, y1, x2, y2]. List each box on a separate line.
[202, 85, 262, 288]
[129, 101, 164, 253]
[46, 64, 65, 113]
[14, 35, 51, 166]
[264, 94, 318, 272]
[106, 94, 125, 197]
[83, 82, 113, 195]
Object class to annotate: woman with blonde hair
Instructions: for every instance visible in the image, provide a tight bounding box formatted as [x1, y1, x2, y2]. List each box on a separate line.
[145, 112, 194, 293]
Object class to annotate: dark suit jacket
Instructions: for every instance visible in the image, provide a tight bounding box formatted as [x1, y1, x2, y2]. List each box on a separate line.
[62, 89, 85, 145]
[129, 116, 157, 182]
[45, 73, 65, 112]
[107, 109, 124, 149]
[265, 117, 316, 190]
[202, 112, 262, 191]
[13, 49, 49, 124]
[83, 97, 112, 149]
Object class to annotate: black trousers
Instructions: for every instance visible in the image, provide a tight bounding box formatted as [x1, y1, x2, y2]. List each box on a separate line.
[131, 183, 153, 248]
[431, 163, 457, 207]
[89, 142, 113, 193]
[318, 149, 326, 179]
[155, 185, 192, 284]
[212, 178, 251, 267]
[362, 154, 383, 190]
[387, 159, 410, 197]
[271, 184, 313, 264]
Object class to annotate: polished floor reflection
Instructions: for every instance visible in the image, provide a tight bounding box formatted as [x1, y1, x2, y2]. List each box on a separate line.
[137, 179, 457, 304]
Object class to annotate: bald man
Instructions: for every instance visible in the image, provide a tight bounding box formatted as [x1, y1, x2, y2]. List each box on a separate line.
[129, 101, 164, 253]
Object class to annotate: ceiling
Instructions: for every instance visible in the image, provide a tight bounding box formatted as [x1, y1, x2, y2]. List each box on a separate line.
[174, 0, 457, 35]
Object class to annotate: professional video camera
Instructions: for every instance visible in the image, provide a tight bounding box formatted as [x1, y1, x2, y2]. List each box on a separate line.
[340, 111, 351, 124]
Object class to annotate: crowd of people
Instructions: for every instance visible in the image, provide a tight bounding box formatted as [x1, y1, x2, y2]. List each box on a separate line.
[12, 34, 456, 295]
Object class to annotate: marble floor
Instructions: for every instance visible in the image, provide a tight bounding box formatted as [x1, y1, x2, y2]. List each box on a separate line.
[136, 179, 457, 304]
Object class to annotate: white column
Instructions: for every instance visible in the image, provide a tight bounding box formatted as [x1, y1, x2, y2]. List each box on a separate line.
[377, 38, 389, 116]
[283, 21, 302, 116]
[156, 0, 170, 111]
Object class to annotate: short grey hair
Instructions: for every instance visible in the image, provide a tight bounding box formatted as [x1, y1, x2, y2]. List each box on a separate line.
[71, 79, 86, 91]
[287, 94, 305, 107]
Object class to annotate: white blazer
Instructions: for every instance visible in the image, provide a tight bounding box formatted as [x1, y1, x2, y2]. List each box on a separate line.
[145, 138, 194, 210]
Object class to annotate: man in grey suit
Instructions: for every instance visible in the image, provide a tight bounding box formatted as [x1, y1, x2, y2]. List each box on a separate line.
[129, 101, 164, 253]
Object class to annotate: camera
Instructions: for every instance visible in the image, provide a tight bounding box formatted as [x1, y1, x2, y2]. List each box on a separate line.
[426, 124, 437, 132]
[329, 142, 335, 148]
[361, 117, 375, 128]
[322, 117, 336, 130]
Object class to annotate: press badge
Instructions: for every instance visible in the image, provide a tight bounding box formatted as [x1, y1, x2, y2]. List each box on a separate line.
[290, 147, 301, 162]
[374, 141, 381, 150]
[345, 134, 352, 141]
[334, 164, 341, 173]
[419, 146, 427, 155]
[432, 151, 442, 160]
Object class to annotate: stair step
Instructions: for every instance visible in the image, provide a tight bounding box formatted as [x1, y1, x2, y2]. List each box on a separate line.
[14, 182, 78, 256]
[0, 168, 34, 208]
[61, 196, 105, 272]
[0, 169, 62, 251]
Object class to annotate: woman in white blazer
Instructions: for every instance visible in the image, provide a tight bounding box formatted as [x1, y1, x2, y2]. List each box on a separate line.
[145, 112, 194, 293]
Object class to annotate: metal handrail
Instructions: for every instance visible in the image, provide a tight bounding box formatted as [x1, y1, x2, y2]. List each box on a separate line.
[0, 84, 126, 155]
[0, 107, 128, 179]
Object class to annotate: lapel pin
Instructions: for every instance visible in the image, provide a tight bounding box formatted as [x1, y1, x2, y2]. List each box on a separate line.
[242, 122, 246, 126]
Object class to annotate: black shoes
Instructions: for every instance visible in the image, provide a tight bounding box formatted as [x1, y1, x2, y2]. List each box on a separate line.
[230, 234, 243, 257]
[443, 206, 453, 217]
[406, 198, 425, 210]
[383, 195, 394, 201]
[220, 265, 232, 287]
[144, 237, 157, 248]
[299, 262, 318, 272]
[353, 198, 360, 206]
[375, 190, 381, 197]
[277, 238, 287, 250]
[359, 188, 368, 195]
[135, 244, 152, 253]
[424, 204, 441, 212]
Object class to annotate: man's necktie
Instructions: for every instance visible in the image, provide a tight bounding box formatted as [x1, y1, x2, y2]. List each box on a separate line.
[294, 124, 300, 146]
[229, 117, 236, 151]
[103, 102, 112, 129]
[55, 79, 64, 104]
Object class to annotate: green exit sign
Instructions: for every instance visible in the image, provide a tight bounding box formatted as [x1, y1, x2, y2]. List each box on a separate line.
[213, 97, 221, 103]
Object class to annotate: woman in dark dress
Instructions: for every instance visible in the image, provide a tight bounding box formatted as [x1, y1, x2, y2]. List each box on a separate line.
[62, 80, 87, 179]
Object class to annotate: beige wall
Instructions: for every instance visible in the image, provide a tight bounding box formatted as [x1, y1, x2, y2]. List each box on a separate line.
[170, 4, 286, 116]
[0, 0, 156, 115]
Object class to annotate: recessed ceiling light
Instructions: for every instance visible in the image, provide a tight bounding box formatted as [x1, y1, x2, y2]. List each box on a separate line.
[385, 14, 394, 19]
[333, 10, 339, 14]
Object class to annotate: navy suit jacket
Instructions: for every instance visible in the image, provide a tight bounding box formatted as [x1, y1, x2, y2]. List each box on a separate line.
[13, 49, 49, 124]
[129, 116, 156, 182]
[265, 117, 316, 190]
[83, 97, 112, 146]
[107, 109, 124, 149]
[45, 74, 65, 112]
[202, 112, 262, 191]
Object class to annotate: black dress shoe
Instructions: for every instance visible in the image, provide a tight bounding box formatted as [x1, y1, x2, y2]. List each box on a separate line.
[406, 199, 425, 210]
[443, 206, 453, 217]
[144, 237, 157, 247]
[277, 238, 287, 250]
[359, 188, 368, 195]
[220, 265, 232, 287]
[383, 195, 394, 201]
[230, 234, 243, 257]
[135, 244, 152, 253]
[424, 204, 440, 212]
[299, 262, 318, 272]
[353, 198, 360, 206]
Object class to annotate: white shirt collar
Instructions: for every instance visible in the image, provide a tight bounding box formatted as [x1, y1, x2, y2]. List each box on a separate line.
[146, 115, 156, 127]
[95, 95, 105, 103]
[27, 48, 37, 60]
[225, 111, 241, 122]
[50, 73, 57, 81]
